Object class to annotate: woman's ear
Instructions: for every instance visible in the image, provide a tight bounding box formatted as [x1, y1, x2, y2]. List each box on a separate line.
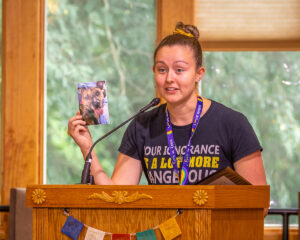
[195, 66, 205, 83]
[152, 65, 155, 72]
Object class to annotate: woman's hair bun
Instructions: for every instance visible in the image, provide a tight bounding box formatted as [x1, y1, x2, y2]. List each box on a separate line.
[154, 21, 203, 68]
[175, 22, 200, 39]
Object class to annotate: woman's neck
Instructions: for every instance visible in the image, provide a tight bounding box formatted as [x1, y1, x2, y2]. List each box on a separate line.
[167, 95, 211, 126]
[167, 95, 197, 126]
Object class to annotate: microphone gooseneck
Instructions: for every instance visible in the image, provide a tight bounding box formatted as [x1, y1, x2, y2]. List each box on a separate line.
[81, 97, 160, 184]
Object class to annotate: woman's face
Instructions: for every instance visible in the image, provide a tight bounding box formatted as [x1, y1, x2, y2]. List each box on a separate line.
[153, 45, 205, 105]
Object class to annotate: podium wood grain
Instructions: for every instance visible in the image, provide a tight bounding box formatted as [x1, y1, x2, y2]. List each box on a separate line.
[26, 185, 269, 240]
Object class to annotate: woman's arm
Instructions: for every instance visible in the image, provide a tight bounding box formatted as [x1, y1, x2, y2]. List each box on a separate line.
[234, 150, 267, 185]
[78, 146, 142, 185]
[111, 153, 143, 185]
[234, 150, 269, 216]
[68, 111, 142, 185]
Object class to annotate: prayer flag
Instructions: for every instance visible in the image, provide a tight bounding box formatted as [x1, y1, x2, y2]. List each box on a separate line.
[84, 227, 105, 240]
[159, 217, 182, 240]
[111, 233, 131, 240]
[61, 216, 84, 240]
[136, 229, 157, 240]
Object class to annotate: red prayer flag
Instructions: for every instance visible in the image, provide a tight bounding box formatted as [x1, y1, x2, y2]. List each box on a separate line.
[111, 233, 131, 240]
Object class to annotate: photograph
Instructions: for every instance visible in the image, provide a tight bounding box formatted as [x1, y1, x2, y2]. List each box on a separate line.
[77, 81, 110, 125]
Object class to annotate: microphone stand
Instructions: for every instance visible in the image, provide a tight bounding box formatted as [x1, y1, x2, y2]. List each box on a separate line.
[81, 98, 160, 184]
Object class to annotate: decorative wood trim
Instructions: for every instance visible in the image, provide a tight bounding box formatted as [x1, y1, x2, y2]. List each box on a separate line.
[26, 185, 270, 209]
[87, 191, 153, 204]
[32, 189, 46, 205]
[193, 190, 208, 206]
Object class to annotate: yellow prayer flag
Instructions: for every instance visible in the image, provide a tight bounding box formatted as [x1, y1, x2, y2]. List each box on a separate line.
[158, 217, 182, 240]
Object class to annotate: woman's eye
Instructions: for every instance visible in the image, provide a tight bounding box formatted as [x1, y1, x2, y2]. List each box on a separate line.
[176, 68, 184, 73]
[158, 68, 166, 73]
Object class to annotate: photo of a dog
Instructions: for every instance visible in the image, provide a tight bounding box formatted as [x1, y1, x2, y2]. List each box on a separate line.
[78, 81, 109, 125]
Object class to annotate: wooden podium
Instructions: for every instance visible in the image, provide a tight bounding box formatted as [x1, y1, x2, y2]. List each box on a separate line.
[26, 185, 269, 240]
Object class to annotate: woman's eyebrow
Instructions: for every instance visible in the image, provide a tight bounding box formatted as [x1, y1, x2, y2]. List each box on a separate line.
[155, 60, 189, 65]
[174, 60, 189, 65]
[154, 60, 166, 65]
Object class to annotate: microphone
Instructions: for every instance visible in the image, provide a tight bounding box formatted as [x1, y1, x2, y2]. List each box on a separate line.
[81, 97, 161, 184]
[138, 98, 160, 113]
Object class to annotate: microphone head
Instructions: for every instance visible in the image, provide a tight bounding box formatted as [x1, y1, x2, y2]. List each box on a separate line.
[139, 98, 161, 113]
[151, 98, 160, 106]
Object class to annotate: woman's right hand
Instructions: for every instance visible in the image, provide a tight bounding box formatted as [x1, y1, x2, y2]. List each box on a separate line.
[68, 111, 92, 154]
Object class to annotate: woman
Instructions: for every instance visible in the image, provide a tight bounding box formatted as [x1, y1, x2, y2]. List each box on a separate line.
[68, 22, 267, 187]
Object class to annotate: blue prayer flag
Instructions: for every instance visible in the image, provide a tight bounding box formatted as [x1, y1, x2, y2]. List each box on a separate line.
[61, 216, 84, 240]
[136, 229, 157, 240]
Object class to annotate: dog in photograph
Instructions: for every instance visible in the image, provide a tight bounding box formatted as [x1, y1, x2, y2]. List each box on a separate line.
[80, 87, 105, 125]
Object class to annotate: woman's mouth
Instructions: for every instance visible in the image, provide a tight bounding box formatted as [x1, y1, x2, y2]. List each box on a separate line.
[165, 87, 178, 93]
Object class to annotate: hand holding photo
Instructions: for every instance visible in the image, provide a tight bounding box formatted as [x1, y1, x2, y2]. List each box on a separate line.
[77, 81, 110, 125]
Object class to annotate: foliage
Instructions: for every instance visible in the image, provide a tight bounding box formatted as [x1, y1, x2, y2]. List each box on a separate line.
[46, 0, 156, 184]
[203, 52, 300, 209]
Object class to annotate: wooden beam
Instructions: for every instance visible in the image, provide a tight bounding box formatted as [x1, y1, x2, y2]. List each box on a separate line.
[156, 0, 195, 44]
[1, 0, 45, 206]
[1, 0, 45, 236]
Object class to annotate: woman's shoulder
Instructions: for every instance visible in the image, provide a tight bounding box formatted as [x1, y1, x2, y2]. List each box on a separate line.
[207, 100, 249, 125]
[135, 103, 166, 127]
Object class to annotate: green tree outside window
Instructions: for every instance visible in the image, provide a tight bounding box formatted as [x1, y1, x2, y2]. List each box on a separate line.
[46, 0, 156, 184]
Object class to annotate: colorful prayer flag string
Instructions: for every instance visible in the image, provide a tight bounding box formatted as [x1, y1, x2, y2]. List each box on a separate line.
[61, 209, 183, 240]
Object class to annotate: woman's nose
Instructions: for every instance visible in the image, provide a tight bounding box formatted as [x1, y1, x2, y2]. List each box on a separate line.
[166, 71, 174, 82]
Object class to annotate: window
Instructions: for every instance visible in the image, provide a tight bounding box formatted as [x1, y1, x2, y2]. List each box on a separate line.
[46, 0, 156, 184]
[196, 0, 300, 50]
[202, 51, 300, 224]
[194, 0, 300, 224]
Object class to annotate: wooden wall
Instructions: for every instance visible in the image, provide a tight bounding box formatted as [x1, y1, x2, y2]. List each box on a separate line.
[1, 0, 45, 238]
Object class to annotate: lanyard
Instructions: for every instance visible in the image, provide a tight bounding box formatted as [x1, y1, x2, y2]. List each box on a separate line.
[165, 96, 203, 185]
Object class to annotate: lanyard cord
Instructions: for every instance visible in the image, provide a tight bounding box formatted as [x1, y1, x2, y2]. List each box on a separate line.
[165, 96, 203, 185]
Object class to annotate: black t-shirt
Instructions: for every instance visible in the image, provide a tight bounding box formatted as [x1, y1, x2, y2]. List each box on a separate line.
[119, 100, 262, 185]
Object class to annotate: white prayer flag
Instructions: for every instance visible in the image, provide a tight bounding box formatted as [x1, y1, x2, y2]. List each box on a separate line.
[84, 227, 105, 240]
